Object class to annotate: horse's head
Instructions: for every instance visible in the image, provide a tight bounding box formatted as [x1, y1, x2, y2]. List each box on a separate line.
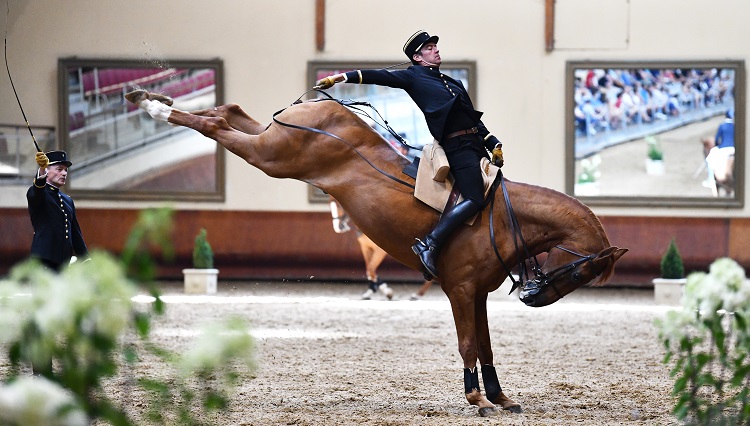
[519, 246, 628, 307]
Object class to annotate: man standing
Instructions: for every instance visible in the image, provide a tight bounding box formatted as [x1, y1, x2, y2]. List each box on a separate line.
[26, 150, 88, 270]
[315, 30, 503, 279]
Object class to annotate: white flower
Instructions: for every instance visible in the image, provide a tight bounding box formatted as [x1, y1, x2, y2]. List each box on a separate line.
[0, 376, 87, 426]
[656, 309, 696, 345]
[30, 255, 135, 340]
[0, 280, 31, 343]
[681, 259, 748, 316]
[178, 317, 255, 375]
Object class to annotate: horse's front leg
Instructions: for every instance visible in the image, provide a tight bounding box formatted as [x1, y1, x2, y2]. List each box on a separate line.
[190, 104, 267, 135]
[126, 90, 262, 162]
[446, 288, 498, 417]
[474, 294, 522, 413]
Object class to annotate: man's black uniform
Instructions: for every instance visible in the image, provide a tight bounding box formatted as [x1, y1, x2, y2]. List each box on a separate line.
[26, 151, 88, 270]
[339, 31, 502, 279]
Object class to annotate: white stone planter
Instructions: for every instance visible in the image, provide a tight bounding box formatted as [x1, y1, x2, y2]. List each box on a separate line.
[183, 268, 219, 294]
[652, 277, 686, 305]
[645, 159, 665, 175]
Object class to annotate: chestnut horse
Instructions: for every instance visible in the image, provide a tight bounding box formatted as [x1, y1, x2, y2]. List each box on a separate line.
[126, 90, 627, 417]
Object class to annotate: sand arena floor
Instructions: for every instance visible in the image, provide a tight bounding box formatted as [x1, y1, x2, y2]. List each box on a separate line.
[115, 280, 679, 425]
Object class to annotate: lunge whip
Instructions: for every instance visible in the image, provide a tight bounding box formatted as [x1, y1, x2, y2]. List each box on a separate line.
[4, 0, 40, 152]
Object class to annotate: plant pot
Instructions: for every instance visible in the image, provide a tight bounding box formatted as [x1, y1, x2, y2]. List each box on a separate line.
[652, 277, 686, 305]
[182, 268, 219, 294]
[645, 159, 665, 175]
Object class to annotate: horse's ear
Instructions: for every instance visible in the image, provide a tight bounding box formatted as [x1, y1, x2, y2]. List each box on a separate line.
[589, 246, 629, 284]
[594, 246, 628, 262]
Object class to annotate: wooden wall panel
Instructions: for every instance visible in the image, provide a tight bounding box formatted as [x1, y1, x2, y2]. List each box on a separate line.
[599, 216, 729, 284]
[728, 218, 750, 264]
[1, 208, 742, 286]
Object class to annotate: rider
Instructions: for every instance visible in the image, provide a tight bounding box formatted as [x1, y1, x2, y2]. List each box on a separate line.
[315, 30, 504, 279]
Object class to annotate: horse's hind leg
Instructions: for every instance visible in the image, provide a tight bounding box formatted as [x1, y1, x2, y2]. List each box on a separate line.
[475, 294, 522, 413]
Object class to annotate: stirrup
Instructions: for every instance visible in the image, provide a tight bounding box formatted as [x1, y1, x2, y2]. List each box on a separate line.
[411, 238, 432, 254]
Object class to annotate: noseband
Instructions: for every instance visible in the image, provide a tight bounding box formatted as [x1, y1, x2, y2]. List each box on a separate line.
[521, 245, 597, 298]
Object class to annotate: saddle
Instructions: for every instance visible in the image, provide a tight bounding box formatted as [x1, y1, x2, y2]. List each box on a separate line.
[410, 142, 500, 225]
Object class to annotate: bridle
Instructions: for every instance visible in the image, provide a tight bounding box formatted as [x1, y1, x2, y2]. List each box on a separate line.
[519, 245, 597, 299]
[490, 172, 597, 299]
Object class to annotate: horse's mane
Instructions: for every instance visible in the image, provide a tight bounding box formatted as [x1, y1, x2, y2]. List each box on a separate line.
[566, 193, 615, 286]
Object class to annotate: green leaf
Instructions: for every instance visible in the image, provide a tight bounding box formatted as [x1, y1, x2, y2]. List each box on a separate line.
[674, 375, 689, 393]
[204, 392, 228, 410]
[122, 345, 139, 364]
[133, 312, 151, 337]
[138, 378, 170, 396]
[735, 312, 747, 332]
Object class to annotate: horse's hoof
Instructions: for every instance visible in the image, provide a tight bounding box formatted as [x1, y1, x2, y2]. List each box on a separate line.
[125, 89, 148, 104]
[478, 407, 500, 417]
[504, 404, 523, 414]
[147, 92, 174, 106]
[124, 90, 174, 106]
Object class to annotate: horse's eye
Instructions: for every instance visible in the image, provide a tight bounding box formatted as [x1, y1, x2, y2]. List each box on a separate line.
[572, 271, 582, 282]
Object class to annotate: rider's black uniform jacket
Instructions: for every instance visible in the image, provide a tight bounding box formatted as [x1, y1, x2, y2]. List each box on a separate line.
[26, 176, 88, 267]
[344, 65, 500, 151]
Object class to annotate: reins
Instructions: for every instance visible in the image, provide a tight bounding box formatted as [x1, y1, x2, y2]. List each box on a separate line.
[488, 171, 540, 294]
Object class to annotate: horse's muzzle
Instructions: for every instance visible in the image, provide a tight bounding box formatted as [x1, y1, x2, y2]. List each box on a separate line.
[519, 279, 545, 307]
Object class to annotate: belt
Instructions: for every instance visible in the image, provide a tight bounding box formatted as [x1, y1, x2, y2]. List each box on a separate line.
[444, 127, 478, 140]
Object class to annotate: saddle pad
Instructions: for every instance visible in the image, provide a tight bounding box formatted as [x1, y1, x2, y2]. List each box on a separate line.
[414, 151, 500, 225]
[402, 157, 419, 179]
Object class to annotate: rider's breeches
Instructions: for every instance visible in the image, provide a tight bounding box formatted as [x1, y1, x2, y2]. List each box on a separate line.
[441, 134, 488, 205]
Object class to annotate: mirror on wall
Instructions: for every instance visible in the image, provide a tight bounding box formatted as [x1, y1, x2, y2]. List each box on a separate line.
[58, 57, 225, 201]
[306, 60, 476, 203]
[565, 60, 745, 208]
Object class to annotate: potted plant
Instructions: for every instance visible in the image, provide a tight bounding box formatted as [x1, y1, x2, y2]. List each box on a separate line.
[653, 238, 686, 305]
[645, 136, 665, 175]
[183, 228, 219, 294]
[574, 154, 601, 196]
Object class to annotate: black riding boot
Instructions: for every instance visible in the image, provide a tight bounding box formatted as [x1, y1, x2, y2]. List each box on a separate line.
[412, 199, 481, 278]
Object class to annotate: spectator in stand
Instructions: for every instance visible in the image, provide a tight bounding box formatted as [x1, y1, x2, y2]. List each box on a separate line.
[648, 83, 669, 120]
[607, 91, 625, 130]
[621, 85, 650, 124]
